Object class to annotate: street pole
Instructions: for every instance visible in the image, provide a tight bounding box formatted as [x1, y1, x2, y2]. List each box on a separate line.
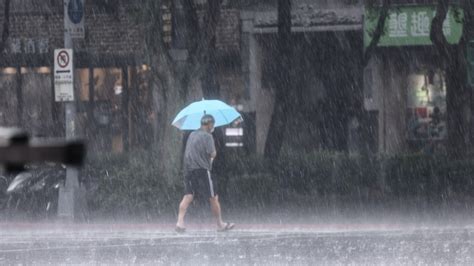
[64, 24, 79, 189]
[57, 0, 82, 221]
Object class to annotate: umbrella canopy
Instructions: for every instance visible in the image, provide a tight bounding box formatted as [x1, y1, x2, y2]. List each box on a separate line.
[172, 99, 242, 130]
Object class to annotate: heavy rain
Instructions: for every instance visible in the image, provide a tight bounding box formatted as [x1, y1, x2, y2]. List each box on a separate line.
[1, 0, 474, 265]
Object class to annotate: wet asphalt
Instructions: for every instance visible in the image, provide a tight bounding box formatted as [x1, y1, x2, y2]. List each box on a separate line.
[0, 223, 473, 265]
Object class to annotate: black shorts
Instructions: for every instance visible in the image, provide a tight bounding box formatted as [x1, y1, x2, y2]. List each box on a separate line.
[184, 169, 217, 199]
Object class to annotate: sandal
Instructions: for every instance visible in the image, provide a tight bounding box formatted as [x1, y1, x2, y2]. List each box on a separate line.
[217, 222, 235, 232]
[175, 226, 186, 233]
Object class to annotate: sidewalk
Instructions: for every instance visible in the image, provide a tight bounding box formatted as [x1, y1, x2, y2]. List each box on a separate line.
[0, 220, 470, 234]
[1, 220, 473, 265]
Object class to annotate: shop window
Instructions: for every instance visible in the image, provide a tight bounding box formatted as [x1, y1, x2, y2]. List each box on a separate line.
[221, 98, 244, 148]
[93, 68, 123, 101]
[34, 67, 51, 74]
[225, 127, 244, 148]
[406, 70, 446, 143]
[21, 67, 54, 137]
[92, 68, 124, 153]
[0, 68, 18, 126]
[75, 68, 90, 101]
[1, 68, 17, 75]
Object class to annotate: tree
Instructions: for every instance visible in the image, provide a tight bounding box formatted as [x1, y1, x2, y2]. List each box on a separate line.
[430, 0, 474, 158]
[263, 0, 391, 159]
[134, 0, 223, 182]
[357, 0, 391, 154]
[363, 0, 391, 67]
[198, 0, 222, 99]
[263, 0, 292, 160]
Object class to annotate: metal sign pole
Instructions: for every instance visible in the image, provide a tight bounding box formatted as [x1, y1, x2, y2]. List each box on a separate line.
[57, 0, 81, 221]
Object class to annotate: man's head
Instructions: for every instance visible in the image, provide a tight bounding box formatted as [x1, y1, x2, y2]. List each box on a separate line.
[200, 114, 215, 133]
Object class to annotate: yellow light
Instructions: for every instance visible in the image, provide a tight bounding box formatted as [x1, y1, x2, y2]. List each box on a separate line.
[1, 67, 17, 74]
[35, 67, 51, 74]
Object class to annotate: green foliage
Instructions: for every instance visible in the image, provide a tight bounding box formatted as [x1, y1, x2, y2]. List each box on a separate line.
[226, 173, 278, 210]
[84, 150, 474, 217]
[274, 151, 334, 195]
[272, 151, 379, 197]
[436, 159, 474, 200]
[83, 150, 182, 219]
[384, 154, 439, 197]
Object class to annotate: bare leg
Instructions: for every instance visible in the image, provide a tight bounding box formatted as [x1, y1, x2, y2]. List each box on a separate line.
[176, 194, 193, 228]
[209, 195, 225, 228]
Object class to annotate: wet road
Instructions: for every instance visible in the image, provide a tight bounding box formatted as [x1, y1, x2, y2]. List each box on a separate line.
[0, 223, 473, 265]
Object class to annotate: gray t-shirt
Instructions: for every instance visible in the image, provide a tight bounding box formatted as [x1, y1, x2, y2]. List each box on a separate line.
[184, 129, 216, 172]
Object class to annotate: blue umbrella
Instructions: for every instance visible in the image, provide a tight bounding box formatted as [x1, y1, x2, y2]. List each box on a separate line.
[172, 99, 242, 130]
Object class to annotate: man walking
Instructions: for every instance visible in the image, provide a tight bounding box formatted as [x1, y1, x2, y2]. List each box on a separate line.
[175, 114, 235, 233]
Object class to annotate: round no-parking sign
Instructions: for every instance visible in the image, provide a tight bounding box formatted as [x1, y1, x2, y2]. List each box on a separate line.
[54, 49, 74, 102]
[57, 50, 70, 68]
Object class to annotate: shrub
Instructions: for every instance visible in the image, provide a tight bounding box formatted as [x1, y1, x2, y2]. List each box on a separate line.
[82, 150, 474, 217]
[83, 150, 182, 219]
[384, 154, 438, 197]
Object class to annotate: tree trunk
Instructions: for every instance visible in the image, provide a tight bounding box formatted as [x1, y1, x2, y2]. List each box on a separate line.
[363, 0, 390, 67]
[154, 58, 186, 183]
[201, 50, 220, 98]
[197, 0, 229, 196]
[463, 0, 474, 151]
[430, 1, 471, 158]
[264, 0, 292, 159]
[445, 52, 469, 158]
[142, 0, 224, 183]
[361, 0, 391, 154]
[200, 4, 221, 100]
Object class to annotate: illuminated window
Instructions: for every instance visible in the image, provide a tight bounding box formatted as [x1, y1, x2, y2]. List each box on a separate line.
[93, 68, 123, 101]
[406, 71, 446, 141]
[225, 126, 244, 148]
[0, 68, 18, 126]
[75, 68, 90, 101]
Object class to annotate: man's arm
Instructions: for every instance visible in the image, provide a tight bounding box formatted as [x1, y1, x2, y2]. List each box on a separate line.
[206, 135, 217, 161]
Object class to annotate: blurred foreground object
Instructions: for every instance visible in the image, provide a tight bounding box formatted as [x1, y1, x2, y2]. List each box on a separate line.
[0, 127, 86, 173]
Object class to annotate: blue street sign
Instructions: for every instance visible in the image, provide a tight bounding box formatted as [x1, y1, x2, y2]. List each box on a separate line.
[68, 0, 84, 24]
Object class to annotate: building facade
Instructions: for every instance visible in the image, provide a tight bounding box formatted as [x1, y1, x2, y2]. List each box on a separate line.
[0, 1, 243, 154]
[0, 0, 463, 156]
[238, 0, 365, 154]
[363, 2, 465, 154]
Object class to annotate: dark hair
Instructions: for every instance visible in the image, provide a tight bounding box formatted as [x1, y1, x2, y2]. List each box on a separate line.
[201, 114, 215, 125]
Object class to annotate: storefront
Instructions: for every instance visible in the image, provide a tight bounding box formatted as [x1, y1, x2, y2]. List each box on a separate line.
[364, 4, 463, 154]
[0, 8, 153, 154]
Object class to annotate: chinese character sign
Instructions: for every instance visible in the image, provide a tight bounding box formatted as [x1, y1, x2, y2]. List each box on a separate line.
[364, 5, 463, 47]
[2, 38, 49, 54]
[410, 11, 430, 37]
[388, 13, 408, 37]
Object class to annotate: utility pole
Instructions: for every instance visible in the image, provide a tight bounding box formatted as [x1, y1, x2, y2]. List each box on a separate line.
[57, 0, 85, 221]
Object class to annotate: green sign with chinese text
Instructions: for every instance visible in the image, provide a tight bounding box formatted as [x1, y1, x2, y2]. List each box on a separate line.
[364, 6, 464, 47]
